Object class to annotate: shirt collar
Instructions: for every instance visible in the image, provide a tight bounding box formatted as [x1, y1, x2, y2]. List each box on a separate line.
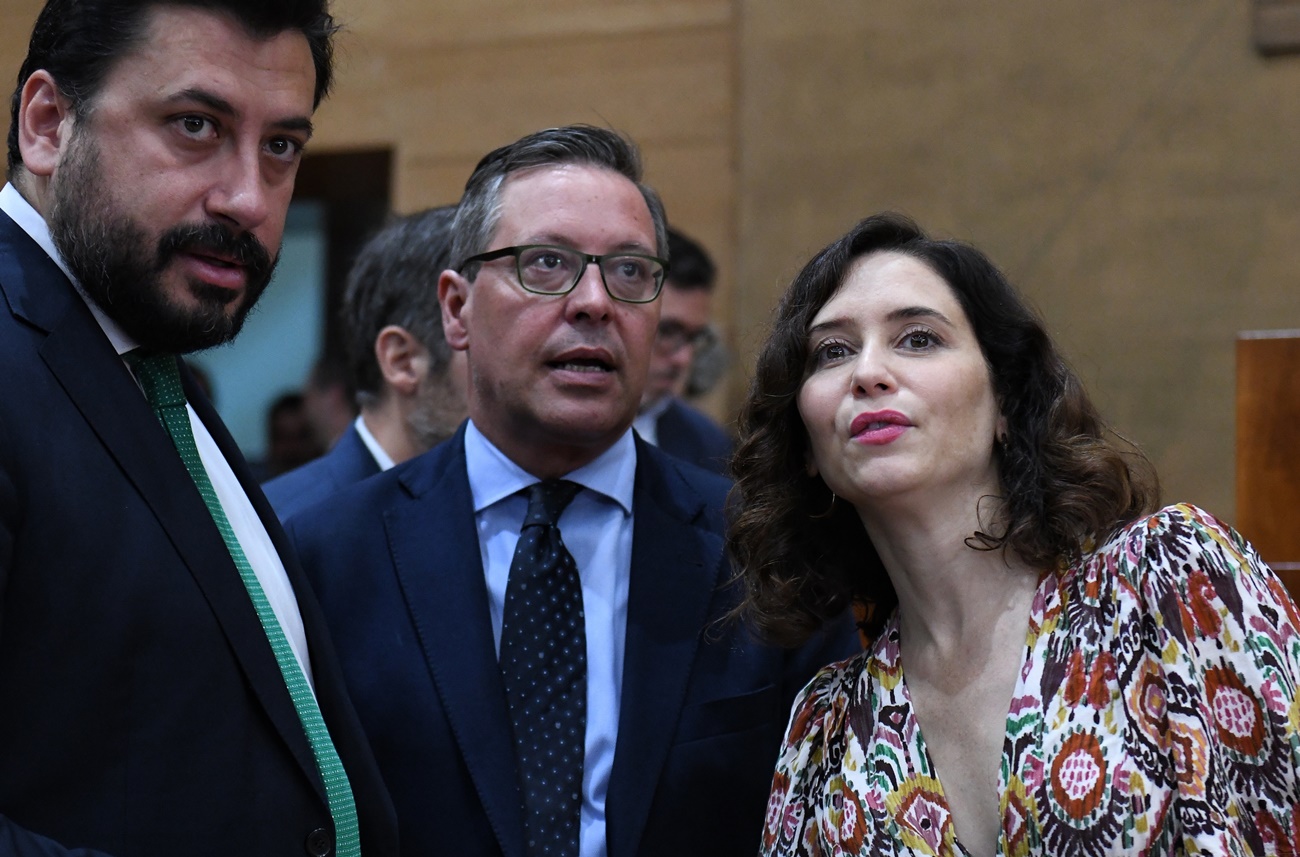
[638, 393, 673, 422]
[354, 414, 396, 471]
[464, 419, 637, 517]
[0, 182, 138, 356]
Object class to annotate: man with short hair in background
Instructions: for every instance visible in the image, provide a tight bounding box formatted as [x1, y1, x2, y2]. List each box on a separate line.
[633, 227, 733, 474]
[286, 124, 859, 857]
[0, 0, 396, 853]
[265, 204, 467, 519]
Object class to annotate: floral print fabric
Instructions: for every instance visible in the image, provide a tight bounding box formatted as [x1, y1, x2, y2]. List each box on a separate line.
[761, 504, 1300, 856]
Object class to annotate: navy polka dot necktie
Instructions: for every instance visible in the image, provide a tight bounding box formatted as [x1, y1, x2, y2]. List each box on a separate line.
[499, 479, 585, 857]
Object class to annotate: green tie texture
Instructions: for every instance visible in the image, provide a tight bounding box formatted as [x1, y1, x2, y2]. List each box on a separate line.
[127, 352, 361, 857]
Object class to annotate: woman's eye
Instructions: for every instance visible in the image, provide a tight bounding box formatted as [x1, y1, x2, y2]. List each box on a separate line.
[812, 340, 851, 366]
[900, 329, 938, 350]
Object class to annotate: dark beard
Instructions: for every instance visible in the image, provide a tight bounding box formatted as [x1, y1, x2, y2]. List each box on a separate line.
[46, 130, 278, 354]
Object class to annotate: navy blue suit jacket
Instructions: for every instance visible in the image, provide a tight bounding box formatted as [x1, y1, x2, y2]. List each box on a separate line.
[285, 425, 859, 857]
[264, 423, 381, 521]
[654, 397, 732, 476]
[0, 210, 396, 856]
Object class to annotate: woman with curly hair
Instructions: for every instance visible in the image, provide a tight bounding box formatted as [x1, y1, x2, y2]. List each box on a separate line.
[731, 212, 1300, 856]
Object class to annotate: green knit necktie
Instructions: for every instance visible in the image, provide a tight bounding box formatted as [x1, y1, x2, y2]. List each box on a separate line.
[127, 352, 361, 857]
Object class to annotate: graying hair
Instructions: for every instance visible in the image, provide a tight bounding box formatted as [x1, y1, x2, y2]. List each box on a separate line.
[450, 125, 668, 279]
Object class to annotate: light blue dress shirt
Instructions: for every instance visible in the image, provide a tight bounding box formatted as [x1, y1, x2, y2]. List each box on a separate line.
[464, 420, 635, 857]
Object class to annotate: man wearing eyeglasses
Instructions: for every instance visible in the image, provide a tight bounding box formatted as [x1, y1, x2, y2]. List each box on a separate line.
[283, 125, 859, 857]
[632, 227, 733, 475]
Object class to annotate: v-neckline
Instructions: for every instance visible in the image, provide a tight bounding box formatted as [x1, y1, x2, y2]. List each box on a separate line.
[861, 571, 1055, 856]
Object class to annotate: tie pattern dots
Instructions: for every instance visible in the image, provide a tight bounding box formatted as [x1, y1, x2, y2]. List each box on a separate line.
[500, 479, 586, 857]
[126, 351, 361, 857]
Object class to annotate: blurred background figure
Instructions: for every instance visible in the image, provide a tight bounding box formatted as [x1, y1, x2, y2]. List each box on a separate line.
[633, 226, 733, 474]
[302, 353, 357, 452]
[259, 392, 326, 480]
[264, 205, 466, 519]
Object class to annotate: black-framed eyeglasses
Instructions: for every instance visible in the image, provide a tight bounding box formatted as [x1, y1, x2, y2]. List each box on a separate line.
[457, 244, 669, 304]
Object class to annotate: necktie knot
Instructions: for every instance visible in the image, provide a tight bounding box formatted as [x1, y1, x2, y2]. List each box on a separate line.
[523, 479, 580, 529]
[125, 350, 187, 410]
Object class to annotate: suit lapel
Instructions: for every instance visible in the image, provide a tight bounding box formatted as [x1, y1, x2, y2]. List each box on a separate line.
[3, 215, 323, 799]
[384, 436, 527, 857]
[606, 445, 726, 857]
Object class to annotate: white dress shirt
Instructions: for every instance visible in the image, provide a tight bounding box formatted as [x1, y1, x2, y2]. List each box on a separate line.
[464, 420, 635, 857]
[354, 413, 396, 471]
[0, 182, 314, 688]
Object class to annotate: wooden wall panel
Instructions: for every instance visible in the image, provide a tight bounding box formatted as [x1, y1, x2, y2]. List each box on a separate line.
[6, 0, 1300, 512]
[737, 1, 1300, 519]
[1236, 332, 1300, 596]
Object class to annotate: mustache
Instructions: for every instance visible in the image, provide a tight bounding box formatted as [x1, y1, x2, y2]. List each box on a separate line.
[156, 222, 273, 279]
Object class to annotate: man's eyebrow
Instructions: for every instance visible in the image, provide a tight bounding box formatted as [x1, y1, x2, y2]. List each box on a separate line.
[163, 87, 314, 138]
[166, 87, 236, 116]
[527, 234, 657, 255]
[276, 116, 315, 139]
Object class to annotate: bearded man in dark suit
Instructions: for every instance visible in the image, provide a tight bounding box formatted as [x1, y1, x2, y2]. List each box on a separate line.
[0, 1, 396, 854]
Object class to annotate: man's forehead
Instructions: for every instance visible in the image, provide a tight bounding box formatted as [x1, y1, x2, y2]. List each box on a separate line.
[106, 5, 316, 111]
[493, 164, 655, 247]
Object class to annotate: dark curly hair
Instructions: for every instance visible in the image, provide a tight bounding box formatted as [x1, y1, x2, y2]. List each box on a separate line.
[729, 212, 1159, 646]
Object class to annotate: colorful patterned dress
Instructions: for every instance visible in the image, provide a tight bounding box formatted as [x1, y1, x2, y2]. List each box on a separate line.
[761, 504, 1300, 856]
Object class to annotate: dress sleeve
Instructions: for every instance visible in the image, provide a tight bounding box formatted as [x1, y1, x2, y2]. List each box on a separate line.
[1128, 504, 1300, 855]
[760, 657, 859, 857]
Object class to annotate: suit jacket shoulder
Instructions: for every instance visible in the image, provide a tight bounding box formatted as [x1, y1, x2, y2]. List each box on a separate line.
[263, 423, 381, 521]
[655, 398, 733, 476]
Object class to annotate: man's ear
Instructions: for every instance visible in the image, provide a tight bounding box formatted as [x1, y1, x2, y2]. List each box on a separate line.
[17, 70, 75, 178]
[374, 326, 428, 397]
[439, 269, 471, 351]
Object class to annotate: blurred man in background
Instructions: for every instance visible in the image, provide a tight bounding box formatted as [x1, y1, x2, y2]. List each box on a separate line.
[633, 227, 732, 474]
[265, 204, 466, 519]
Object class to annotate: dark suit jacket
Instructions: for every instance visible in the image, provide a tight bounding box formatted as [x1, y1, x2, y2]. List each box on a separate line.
[285, 424, 859, 857]
[654, 397, 733, 476]
[0, 211, 397, 857]
[264, 423, 381, 521]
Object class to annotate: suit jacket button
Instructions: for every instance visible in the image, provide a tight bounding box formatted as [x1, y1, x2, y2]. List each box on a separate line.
[305, 828, 333, 857]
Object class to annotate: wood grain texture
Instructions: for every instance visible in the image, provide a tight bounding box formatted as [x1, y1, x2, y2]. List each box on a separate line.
[5, 0, 1300, 516]
[1236, 334, 1300, 579]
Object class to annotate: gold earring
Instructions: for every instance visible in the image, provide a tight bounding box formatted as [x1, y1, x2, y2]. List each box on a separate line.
[810, 492, 837, 519]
